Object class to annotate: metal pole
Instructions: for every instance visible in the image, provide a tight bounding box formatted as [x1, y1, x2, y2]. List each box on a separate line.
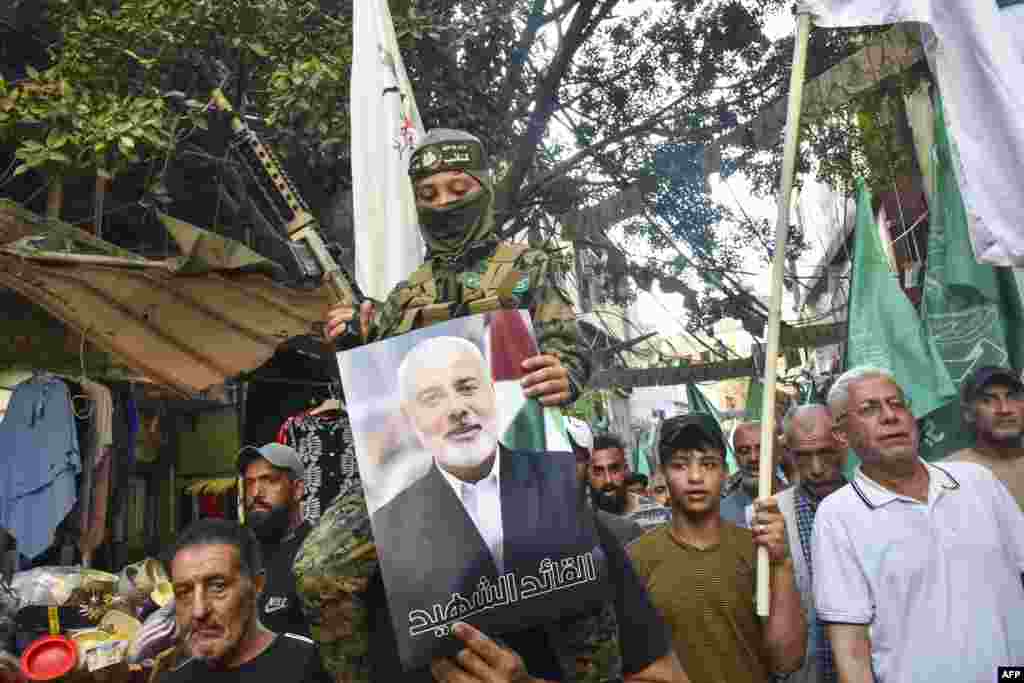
[757, 13, 813, 617]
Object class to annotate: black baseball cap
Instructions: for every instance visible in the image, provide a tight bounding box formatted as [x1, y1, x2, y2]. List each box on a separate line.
[961, 366, 1024, 403]
[658, 414, 726, 465]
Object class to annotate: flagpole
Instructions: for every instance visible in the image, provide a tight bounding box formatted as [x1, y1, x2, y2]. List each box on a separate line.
[757, 12, 812, 617]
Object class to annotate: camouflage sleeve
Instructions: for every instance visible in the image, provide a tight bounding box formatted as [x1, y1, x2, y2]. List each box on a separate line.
[518, 246, 591, 403]
[292, 413, 377, 683]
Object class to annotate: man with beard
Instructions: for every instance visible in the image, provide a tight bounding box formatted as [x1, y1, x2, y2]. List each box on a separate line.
[160, 519, 330, 683]
[371, 336, 607, 671]
[589, 434, 670, 530]
[566, 416, 643, 545]
[814, 366, 1024, 683]
[944, 365, 1024, 510]
[754, 404, 847, 683]
[238, 443, 311, 638]
[628, 414, 806, 683]
[720, 422, 788, 528]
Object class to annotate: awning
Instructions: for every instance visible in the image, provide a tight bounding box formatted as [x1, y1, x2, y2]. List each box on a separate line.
[0, 201, 334, 395]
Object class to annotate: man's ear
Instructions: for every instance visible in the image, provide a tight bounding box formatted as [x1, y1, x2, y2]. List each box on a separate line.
[962, 403, 976, 426]
[292, 477, 306, 501]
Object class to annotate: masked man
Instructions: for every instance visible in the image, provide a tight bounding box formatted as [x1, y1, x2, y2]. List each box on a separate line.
[294, 130, 637, 683]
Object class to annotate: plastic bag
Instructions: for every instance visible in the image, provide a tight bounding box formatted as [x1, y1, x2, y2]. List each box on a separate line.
[10, 567, 119, 610]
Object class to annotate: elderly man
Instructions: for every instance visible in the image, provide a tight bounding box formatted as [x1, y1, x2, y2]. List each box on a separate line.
[720, 421, 787, 528]
[238, 443, 311, 638]
[749, 405, 847, 683]
[160, 519, 330, 682]
[298, 128, 592, 682]
[945, 365, 1024, 510]
[813, 366, 1024, 683]
[629, 414, 806, 683]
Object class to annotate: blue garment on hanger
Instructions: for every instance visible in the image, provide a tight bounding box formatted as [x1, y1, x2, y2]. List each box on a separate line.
[0, 375, 81, 560]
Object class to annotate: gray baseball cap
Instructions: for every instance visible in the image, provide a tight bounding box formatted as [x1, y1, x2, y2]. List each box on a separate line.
[237, 443, 305, 479]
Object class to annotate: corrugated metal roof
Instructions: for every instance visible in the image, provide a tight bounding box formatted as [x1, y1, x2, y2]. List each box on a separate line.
[0, 201, 334, 395]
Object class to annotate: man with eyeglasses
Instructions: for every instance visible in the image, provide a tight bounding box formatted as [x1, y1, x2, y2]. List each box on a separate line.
[813, 366, 1024, 683]
[944, 365, 1024, 510]
[629, 414, 806, 683]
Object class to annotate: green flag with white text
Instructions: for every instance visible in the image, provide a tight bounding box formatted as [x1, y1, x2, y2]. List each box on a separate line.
[918, 95, 1024, 460]
[843, 180, 957, 470]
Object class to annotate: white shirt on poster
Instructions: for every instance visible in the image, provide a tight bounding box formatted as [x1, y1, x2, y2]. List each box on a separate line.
[437, 448, 504, 573]
[812, 460, 1024, 683]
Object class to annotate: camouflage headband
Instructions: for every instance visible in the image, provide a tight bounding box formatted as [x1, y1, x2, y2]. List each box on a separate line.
[408, 140, 486, 181]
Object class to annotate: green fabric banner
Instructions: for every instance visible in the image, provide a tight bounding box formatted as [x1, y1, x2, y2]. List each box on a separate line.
[917, 94, 1024, 460]
[843, 180, 957, 472]
[687, 382, 737, 474]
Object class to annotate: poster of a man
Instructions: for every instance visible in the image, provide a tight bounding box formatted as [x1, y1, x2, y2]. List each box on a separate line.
[339, 311, 607, 670]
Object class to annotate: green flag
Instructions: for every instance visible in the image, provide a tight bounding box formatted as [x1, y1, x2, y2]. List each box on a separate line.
[843, 180, 957, 470]
[917, 94, 1024, 460]
[687, 382, 737, 474]
[745, 378, 764, 421]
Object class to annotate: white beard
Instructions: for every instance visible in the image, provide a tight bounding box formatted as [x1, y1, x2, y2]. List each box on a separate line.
[423, 420, 499, 472]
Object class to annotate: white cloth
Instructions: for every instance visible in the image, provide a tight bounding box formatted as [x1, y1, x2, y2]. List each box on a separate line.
[436, 451, 504, 573]
[798, 0, 1024, 266]
[350, 0, 425, 299]
[812, 461, 1024, 683]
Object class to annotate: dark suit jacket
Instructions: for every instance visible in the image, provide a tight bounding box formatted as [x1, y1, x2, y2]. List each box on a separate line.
[371, 445, 607, 669]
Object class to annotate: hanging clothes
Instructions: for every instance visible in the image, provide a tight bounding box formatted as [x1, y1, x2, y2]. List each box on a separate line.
[276, 411, 358, 524]
[78, 380, 114, 567]
[0, 375, 81, 560]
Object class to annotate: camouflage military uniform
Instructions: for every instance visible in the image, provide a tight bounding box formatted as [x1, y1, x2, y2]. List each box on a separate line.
[294, 130, 605, 682]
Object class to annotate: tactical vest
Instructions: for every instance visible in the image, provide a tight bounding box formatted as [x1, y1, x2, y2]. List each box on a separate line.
[391, 243, 532, 334]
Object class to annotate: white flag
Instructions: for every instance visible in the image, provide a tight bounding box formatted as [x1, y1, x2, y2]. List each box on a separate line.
[351, 0, 425, 300]
[798, 0, 1024, 267]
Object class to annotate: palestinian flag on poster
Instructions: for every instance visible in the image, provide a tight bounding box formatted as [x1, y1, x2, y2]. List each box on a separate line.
[487, 310, 570, 453]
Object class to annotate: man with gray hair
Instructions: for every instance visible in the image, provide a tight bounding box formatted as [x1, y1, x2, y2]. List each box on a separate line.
[812, 366, 1024, 683]
[720, 421, 787, 528]
[747, 404, 847, 683]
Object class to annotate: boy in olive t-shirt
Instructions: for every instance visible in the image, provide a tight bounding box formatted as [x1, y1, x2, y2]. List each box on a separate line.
[627, 414, 806, 683]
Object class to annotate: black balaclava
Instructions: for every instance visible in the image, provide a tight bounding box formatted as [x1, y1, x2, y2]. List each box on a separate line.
[408, 129, 496, 262]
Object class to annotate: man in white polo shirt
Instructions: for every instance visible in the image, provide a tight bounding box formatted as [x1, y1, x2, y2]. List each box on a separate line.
[813, 365, 1024, 683]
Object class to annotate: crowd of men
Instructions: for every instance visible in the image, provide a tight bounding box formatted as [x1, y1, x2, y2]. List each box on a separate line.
[157, 125, 1024, 683]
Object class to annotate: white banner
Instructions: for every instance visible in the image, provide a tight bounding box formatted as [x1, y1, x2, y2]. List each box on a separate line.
[351, 0, 425, 299]
[798, 0, 1024, 266]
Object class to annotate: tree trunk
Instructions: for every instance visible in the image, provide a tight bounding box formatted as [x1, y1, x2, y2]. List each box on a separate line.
[46, 174, 63, 219]
[94, 170, 111, 238]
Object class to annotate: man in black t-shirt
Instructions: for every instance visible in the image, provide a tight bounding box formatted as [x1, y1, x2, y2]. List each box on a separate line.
[238, 443, 312, 637]
[160, 519, 330, 683]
